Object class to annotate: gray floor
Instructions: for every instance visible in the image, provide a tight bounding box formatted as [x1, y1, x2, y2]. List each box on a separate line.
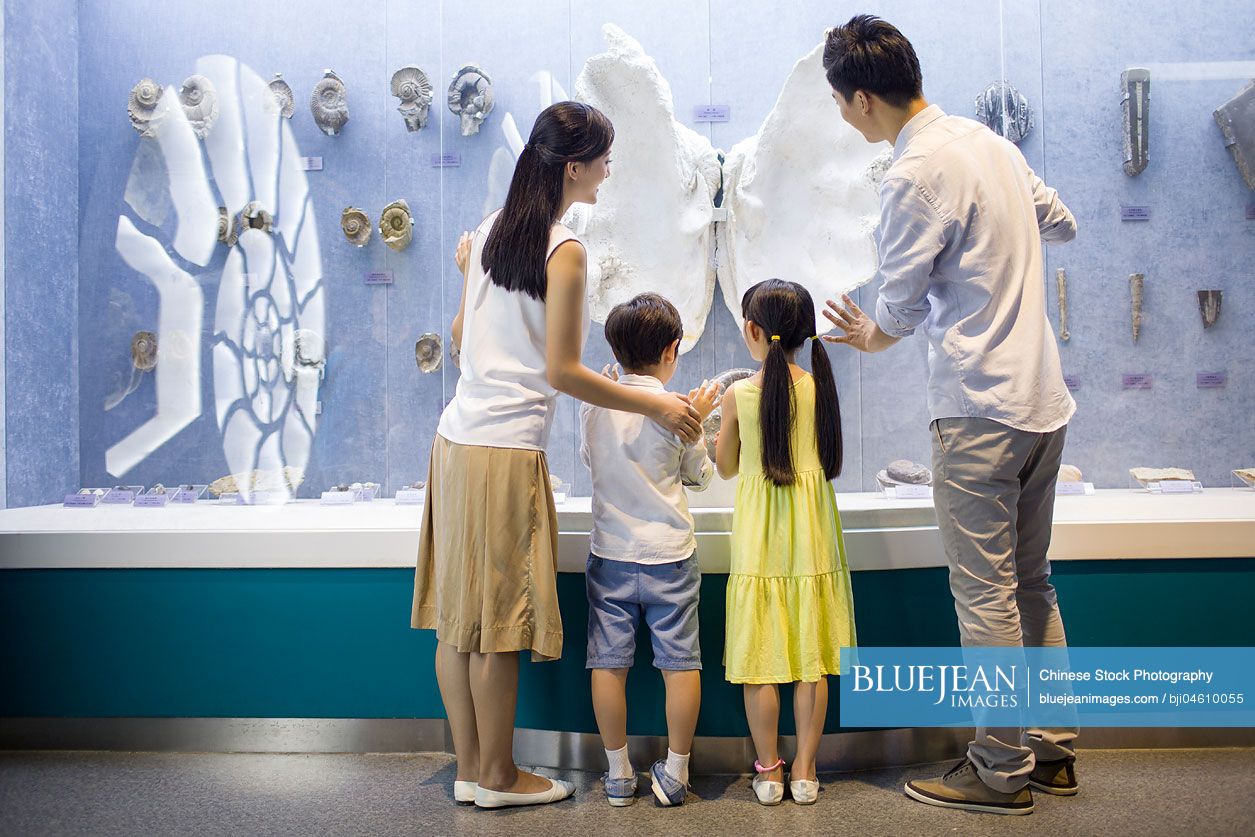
[1, 749, 1252, 836]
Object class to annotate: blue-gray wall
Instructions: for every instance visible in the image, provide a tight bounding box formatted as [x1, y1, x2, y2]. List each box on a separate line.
[4, 0, 78, 507]
[2, 1, 1251, 504]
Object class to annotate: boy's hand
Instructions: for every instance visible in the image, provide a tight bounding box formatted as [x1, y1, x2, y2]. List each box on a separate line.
[454, 231, 473, 277]
[600, 363, 620, 382]
[687, 379, 721, 422]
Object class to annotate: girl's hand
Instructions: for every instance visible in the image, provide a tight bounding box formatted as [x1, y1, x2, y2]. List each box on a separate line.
[454, 231, 473, 277]
[651, 391, 702, 443]
[687, 379, 721, 422]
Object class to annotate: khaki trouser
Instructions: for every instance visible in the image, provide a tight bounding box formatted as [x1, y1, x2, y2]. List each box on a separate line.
[931, 417, 1078, 793]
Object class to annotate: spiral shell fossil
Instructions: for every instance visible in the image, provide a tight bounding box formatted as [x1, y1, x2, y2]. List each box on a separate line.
[179, 74, 219, 139]
[239, 201, 273, 234]
[447, 65, 494, 136]
[128, 78, 165, 138]
[391, 65, 434, 132]
[131, 331, 158, 371]
[341, 206, 371, 246]
[217, 206, 239, 246]
[380, 199, 413, 251]
[310, 69, 349, 136]
[267, 73, 295, 118]
[415, 333, 442, 373]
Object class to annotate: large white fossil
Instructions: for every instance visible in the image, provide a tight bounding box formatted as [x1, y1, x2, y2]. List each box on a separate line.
[565, 25, 722, 352]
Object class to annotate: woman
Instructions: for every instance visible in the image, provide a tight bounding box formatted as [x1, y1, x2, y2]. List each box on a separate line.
[411, 101, 702, 809]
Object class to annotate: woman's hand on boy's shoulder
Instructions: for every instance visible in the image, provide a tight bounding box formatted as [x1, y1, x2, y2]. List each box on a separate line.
[454, 231, 473, 278]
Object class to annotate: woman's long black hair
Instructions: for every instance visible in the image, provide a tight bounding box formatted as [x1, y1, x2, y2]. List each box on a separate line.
[481, 101, 614, 301]
[740, 279, 844, 486]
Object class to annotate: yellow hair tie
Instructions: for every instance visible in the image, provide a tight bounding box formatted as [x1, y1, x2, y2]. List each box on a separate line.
[811, 335, 820, 341]
[770, 335, 781, 341]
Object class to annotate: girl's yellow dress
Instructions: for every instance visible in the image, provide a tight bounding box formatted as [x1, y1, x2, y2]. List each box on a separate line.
[724, 374, 858, 684]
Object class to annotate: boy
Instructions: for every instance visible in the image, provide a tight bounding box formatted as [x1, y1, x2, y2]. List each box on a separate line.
[580, 293, 720, 807]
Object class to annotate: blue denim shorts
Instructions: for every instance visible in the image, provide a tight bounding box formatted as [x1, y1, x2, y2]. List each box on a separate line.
[585, 553, 701, 671]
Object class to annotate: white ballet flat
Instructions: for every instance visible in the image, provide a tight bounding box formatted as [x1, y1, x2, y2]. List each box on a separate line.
[752, 758, 786, 806]
[453, 780, 478, 804]
[474, 777, 576, 809]
[790, 777, 820, 805]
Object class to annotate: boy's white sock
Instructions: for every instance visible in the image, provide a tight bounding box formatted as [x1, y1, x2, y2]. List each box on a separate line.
[606, 745, 634, 780]
[665, 749, 690, 785]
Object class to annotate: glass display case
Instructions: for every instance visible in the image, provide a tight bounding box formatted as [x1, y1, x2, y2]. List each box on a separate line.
[1, 0, 1251, 509]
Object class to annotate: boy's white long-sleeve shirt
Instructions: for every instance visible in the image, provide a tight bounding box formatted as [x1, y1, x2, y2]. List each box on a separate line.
[579, 373, 712, 564]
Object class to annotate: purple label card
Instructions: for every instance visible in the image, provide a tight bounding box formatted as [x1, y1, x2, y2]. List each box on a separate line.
[300, 156, 323, 171]
[693, 105, 731, 123]
[1122, 373, 1153, 390]
[1196, 371, 1227, 389]
[134, 493, 171, 507]
[63, 493, 102, 507]
[431, 153, 462, 168]
[364, 271, 394, 285]
[102, 490, 136, 505]
[1120, 205, 1152, 222]
[1063, 374, 1081, 391]
[1247, 203, 1255, 221]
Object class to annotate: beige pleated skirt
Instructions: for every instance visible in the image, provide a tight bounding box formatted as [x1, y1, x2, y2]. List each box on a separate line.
[411, 434, 563, 662]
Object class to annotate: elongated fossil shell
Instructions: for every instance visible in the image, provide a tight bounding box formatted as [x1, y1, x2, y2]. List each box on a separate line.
[179, 74, 219, 139]
[415, 333, 442, 373]
[239, 201, 273, 234]
[1129, 273, 1145, 342]
[311, 69, 349, 136]
[447, 65, 494, 136]
[128, 77, 165, 137]
[341, 206, 371, 246]
[1198, 290, 1222, 329]
[131, 330, 158, 371]
[1129, 466, 1195, 487]
[391, 65, 434, 132]
[380, 199, 413, 251]
[975, 80, 1033, 144]
[217, 206, 239, 246]
[267, 73, 295, 118]
[207, 467, 305, 497]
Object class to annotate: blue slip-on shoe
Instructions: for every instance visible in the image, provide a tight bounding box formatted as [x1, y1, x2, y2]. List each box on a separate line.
[650, 760, 688, 807]
[603, 772, 638, 807]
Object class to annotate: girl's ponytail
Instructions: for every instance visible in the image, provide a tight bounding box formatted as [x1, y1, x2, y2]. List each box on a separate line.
[760, 334, 797, 486]
[810, 335, 844, 480]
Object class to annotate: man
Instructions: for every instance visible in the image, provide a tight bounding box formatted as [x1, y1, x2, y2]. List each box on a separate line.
[821, 15, 1079, 816]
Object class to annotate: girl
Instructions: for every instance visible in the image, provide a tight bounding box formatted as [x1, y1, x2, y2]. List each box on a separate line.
[715, 279, 858, 806]
[411, 102, 702, 810]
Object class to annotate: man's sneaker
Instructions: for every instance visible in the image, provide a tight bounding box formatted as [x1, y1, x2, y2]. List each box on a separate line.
[1029, 756, 1078, 795]
[904, 758, 1034, 815]
[602, 772, 637, 807]
[650, 759, 687, 807]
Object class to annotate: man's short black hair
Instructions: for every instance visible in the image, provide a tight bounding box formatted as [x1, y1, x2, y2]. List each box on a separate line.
[823, 15, 923, 108]
[604, 293, 684, 372]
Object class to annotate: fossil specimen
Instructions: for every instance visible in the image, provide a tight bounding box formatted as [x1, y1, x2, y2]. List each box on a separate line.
[1129, 467, 1195, 487]
[130, 331, 158, 371]
[415, 333, 442, 373]
[1213, 79, 1255, 190]
[239, 201, 273, 233]
[267, 73, 295, 118]
[217, 206, 239, 246]
[1121, 68, 1150, 176]
[1198, 290, 1222, 329]
[975, 80, 1033, 144]
[341, 206, 371, 246]
[128, 78, 165, 137]
[1234, 468, 1255, 488]
[701, 368, 754, 459]
[883, 459, 933, 485]
[1129, 273, 1145, 343]
[1056, 268, 1070, 342]
[293, 329, 326, 376]
[391, 65, 434, 131]
[311, 70, 349, 136]
[379, 199, 413, 251]
[179, 74, 219, 139]
[208, 467, 305, 497]
[447, 65, 494, 136]
[1058, 464, 1083, 483]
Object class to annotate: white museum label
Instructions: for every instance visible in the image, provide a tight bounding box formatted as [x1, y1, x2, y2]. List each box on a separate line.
[300, 156, 324, 171]
[694, 105, 731, 122]
[365, 271, 394, 285]
[1055, 481, 1095, 496]
[710, 206, 729, 223]
[1121, 205, 1151, 221]
[894, 484, 933, 499]
[395, 489, 426, 505]
[1063, 374, 1081, 391]
[320, 491, 356, 505]
[1196, 371, 1227, 389]
[431, 153, 462, 168]
[1158, 480, 1200, 494]
[1122, 373, 1153, 390]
